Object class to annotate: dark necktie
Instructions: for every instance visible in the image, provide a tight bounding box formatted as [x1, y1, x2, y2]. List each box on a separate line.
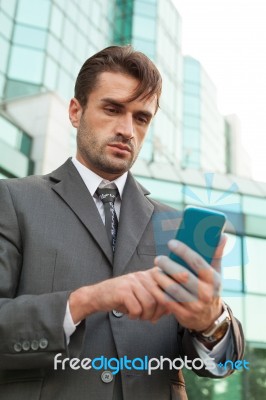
[96, 187, 119, 252]
[96, 187, 122, 399]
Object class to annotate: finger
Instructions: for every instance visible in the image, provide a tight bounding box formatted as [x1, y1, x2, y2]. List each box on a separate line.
[211, 234, 227, 271]
[152, 267, 196, 304]
[155, 256, 200, 295]
[122, 292, 143, 319]
[129, 276, 160, 320]
[135, 270, 170, 320]
[167, 240, 210, 276]
[168, 240, 222, 287]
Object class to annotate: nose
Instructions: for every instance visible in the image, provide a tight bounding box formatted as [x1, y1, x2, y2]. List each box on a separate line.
[116, 113, 134, 140]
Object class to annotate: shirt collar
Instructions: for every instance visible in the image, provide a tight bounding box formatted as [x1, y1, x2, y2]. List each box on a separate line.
[71, 157, 128, 199]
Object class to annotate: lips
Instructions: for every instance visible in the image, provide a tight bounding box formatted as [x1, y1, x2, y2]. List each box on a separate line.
[108, 144, 132, 153]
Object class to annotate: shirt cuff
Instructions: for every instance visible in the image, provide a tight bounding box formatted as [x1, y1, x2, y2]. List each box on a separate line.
[193, 327, 233, 376]
[63, 301, 81, 345]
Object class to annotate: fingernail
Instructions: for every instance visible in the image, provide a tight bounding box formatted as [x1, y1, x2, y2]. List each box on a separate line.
[168, 239, 178, 248]
[154, 255, 162, 264]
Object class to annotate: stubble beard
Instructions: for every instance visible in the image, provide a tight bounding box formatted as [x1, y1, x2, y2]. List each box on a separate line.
[77, 123, 140, 176]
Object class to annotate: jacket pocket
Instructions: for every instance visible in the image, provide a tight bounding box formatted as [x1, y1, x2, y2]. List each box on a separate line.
[137, 245, 157, 255]
[0, 369, 45, 400]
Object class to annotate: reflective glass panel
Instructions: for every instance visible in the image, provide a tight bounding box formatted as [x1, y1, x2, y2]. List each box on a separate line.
[0, 36, 9, 73]
[0, 116, 18, 147]
[1, 0, 16, 18]
[245, 237, 266, 294]
[221, 234, 242, 293]
[183, 128, 200, 147]
[135, 177, 183, 203]
[184, 58, 200, 83]
[245, 215, 266, 237]
[44, 57, 58, 90]
[0, 10, 13, 40]
[133, 15, 156, 41]
[8, 46, 44, 83]
[16, 0, 50, 28]
[134, 0, 157, 18]
[50, 5, 64, 37]
[13, 25, 47, 49]
[242, 195, 266, 217]
[184, 95, 200, 115]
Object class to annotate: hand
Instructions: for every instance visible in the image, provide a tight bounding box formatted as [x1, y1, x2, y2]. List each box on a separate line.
[69, 269, 170, 324]
[151, 236, 227, 332]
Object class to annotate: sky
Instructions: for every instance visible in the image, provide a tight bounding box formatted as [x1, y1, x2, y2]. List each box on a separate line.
[173, 0, 266, 182]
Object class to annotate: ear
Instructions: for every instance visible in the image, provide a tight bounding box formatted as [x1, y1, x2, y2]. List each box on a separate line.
[69, 98, 83, 128]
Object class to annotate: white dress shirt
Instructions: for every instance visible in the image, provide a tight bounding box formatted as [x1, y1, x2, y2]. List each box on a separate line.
[64, 157, 232, 375]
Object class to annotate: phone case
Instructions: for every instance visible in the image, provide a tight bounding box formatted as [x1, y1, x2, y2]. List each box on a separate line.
[169, 206, 226, 275]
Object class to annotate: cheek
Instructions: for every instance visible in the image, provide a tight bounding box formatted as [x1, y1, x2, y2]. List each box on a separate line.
[135, 129, 148, 147]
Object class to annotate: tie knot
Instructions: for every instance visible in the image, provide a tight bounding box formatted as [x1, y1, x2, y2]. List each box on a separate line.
[96, 187, 119, 204]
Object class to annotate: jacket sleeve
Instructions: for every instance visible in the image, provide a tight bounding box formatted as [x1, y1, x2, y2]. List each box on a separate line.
[179, 304, 245, 378]
[0, 179, 85, 370]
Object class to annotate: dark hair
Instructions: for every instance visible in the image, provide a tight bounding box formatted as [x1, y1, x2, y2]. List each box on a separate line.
[74, 45, 162, 112]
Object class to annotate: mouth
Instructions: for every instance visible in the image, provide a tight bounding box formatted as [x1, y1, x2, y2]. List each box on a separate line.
[108, 144, 132, 154]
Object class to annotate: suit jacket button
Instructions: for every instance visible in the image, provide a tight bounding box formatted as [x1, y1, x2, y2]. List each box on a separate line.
[31, 340, 39, 351]
[112, 310, 124, 318]
[39, 338, 48, 349]
[101, 371, 113, 383]
[22, 340, 30, 351]
[13, 342, 22, 352]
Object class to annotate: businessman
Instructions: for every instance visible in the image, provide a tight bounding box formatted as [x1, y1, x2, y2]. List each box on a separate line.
[0, 45, 244, 400]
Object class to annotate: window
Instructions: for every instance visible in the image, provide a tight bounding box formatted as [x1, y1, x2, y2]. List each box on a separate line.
[8, 46, 44, 83]
[136, 177, 183, 205]
[0, 36, 9, 73]
[243, 195, 266, 217]
[222, 234, 243, 293]
[244, 237, 266, 294]
[184, 58, 200, 83]
[0, 10, 13, 40]
[16, 0, 50, 28]
[184, 94, 200, 116]
[50, 5, 64, 38]
[134, 0, 157, 18]
[13, 25, 47, 50]
[0, 117, 18, 148]
[133, 15, 156, 41]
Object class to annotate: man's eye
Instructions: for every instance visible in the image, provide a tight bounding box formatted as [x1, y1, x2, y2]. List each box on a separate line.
[105, 107, 119, 114]
[137, 115, 148, 124]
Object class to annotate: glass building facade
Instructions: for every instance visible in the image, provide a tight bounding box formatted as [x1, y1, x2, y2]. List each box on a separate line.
[0, 0, 114, 101]
[0, 0, 265, 399]
[183, 56, 226, 172]
[113, 0, 183, 164]
[0, 0, 115, 176]
[0, 114, 33, 177]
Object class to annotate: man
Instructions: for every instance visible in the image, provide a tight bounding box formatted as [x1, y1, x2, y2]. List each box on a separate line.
[0, 46, 244, 400]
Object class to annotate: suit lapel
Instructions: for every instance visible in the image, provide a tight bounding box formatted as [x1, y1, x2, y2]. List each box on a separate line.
[113, 172, 154, 274]
[49, 159, 113, 264]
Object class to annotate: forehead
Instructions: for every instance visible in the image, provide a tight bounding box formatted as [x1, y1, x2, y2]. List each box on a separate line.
[92, 71, 157, 114]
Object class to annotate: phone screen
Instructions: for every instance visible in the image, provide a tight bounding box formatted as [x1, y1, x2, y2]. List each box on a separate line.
[169, 206, 226, 275]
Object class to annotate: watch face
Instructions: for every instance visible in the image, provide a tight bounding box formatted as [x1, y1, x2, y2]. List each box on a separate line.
[212, 321, 230, 341]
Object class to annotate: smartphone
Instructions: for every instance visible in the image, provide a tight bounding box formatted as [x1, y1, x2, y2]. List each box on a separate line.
[168, 206, 226, 275]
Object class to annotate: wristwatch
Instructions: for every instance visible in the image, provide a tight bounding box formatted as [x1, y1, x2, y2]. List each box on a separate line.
[191, 302, 231, 343]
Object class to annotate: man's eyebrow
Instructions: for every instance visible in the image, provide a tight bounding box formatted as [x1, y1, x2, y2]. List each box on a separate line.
[100, 98, 125, 108]
[100, 98, 154, 118]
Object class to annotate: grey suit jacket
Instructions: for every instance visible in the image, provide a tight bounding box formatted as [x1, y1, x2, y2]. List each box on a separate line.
[0, 158, 244, 400]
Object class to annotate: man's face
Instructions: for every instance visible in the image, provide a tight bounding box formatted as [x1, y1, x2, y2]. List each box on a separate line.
[69, 71, 157, 180]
